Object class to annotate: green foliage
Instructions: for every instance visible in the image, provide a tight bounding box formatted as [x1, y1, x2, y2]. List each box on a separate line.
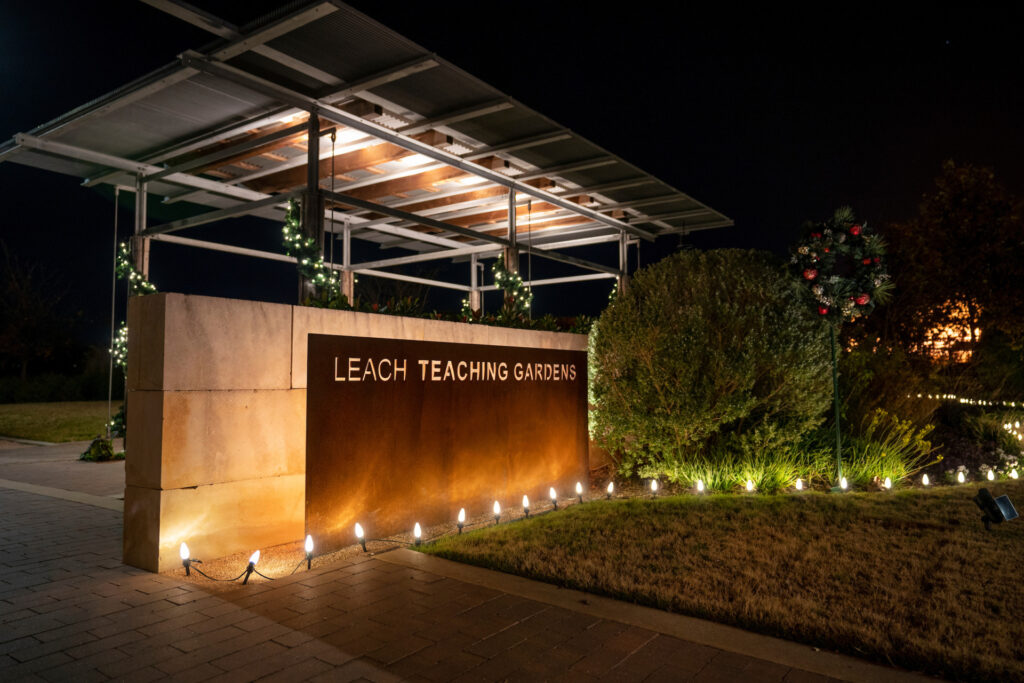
[108, 404, 125, 438]
[80, 435, 123, 462]
[282, 199, 350, 308]
[115, 242, 157, 296]
[591, 249, 832, 477]
[843, 409, 937, 487]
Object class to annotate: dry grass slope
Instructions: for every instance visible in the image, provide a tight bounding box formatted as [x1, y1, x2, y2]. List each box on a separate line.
[423, 481, 1024, 682]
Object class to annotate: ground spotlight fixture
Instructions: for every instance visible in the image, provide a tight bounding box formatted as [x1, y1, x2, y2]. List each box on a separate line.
[795, 478, 803, 491]
[304, 535, 314, 570]
[957, 471, 966, 484]
[180, 542, 192, 576]
[355, 523, 366, 552]
[549, 487, 558, 510]
[606, 481, 614, 499]
[413, 523, 422, 546]
[696, 480, 705, 493]
[493, 500, 501, 525]
[457, 508, 466, 534]
[973, 487, 1019, 531]
[522, 495, 531, 518]
[745, 479, 754, 493]
[242, 550, 260, 585]
[840, 477, 848, 491]
[922, 473, 930, 486]
[883, 477, 892, 490]
[575, 481, 584, 504]
[650, 479, 659, 497]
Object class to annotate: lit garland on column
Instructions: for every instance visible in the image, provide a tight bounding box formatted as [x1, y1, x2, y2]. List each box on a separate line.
[282, 199, 352, 308]
[492, 254, 532, 324]
[115, 242, 157, 295]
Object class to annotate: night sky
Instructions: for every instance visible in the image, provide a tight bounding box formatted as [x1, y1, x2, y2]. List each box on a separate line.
[2, 2, 1022, 346]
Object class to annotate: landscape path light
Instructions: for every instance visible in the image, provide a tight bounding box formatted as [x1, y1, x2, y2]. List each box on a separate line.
[606, 481, 614, 499]
[355, 523, 366, 552]
[795, 478, 803, 491]
[745, 479, 754, 493]
[522, 495, 530, 518]
[840, 477, 848, 491]
[304, 535, 314, 570]
[957, 471, 966, 484]
[180, 542, 192, 576]
[457, 508, 466, 534]
[987, 469, 995, 481]
[550, 487, 558, 510]
[242, 550, 260, 585]
[493, 500, 501, 525]
[696, 480, 705, 493]
[575, 481, 584, 504]
[650, 479, 659, 497]
[883, 477, 892, 490]
[922, 474, 930, 486]
[1011, 470, 1019, 480]
[413, 523, 422, 546]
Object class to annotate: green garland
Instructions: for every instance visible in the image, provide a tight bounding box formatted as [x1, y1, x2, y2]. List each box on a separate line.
[116, 242, 157, 296]
[282, 199, 353, 308]
[790, 206, 892, 323]
[492, 254, 532, 323]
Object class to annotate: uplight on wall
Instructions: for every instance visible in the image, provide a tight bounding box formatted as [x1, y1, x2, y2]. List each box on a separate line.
[457, 508, 466, 533]
[355, 523, 366, 552]
[242, 550, 260, 585]
[522, 495, 531, 518]
[493, 500, 501, 525]
[549, 487, 558, 510]
[606, 481, 614, 499]
[304, 535, 314, 570]
[575, 482, 584, 504]
[180, 542, 192, 576]
[413, 523, 422, 546]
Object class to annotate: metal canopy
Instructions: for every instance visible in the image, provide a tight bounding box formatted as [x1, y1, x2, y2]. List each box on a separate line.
[0, 0, 732, 296]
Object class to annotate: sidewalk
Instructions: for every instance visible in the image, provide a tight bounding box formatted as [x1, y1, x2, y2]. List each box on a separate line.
[0, 442, 933, 681]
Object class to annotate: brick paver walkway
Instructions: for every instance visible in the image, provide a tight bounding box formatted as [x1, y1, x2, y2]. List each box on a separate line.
[0, 443, 923, 682]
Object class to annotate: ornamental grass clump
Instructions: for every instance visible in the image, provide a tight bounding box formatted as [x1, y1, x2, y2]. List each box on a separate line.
[841, 409, 936, 488]
[591, 249, 831, 481]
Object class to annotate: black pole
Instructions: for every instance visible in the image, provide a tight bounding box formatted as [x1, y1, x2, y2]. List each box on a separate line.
[831, 324, 843, 483]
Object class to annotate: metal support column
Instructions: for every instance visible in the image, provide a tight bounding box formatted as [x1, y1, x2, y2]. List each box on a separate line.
[617, 229, 630, 293]
[340, 222, 354, 303]
[132, 175, 150, 277]
[503, 189, 518, 272]
[301, 107, 324, 300]
[469, 253, 481, 313]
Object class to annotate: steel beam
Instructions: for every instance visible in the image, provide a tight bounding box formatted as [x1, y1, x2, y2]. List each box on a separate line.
[351, 244, 499, 271]
[398, 100, 513, 136]
[463, 132, 571, 160]
[177, 52, 657, 241]
[143, 190, 302, 236]
[481, 272, 615, 290]
[354, 268, 471, 292]
[516, 158, 617, 182]
[317, 56, 439, 102]
[149, 233, 296, 264]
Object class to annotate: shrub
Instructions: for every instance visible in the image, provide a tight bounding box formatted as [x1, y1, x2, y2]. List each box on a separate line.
[591, 249, 831, 477]
[80, 436, 124, 462]
[842, 409, 937, 487]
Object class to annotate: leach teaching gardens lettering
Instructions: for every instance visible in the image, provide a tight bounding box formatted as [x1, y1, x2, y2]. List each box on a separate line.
[333, 356, 579, 383]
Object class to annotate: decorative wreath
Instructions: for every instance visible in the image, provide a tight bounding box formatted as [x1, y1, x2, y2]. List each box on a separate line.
[790, 206, 892, 323]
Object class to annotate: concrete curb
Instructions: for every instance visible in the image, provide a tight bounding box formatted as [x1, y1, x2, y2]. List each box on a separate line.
[380, 548, 935, 683]
[0, 435, 60, 446]
[0, 478, 123, 511]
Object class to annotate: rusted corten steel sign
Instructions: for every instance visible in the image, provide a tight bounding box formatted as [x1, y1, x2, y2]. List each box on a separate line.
[306, 334, 588, 550]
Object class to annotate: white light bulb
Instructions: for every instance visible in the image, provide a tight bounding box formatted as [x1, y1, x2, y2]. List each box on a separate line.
[746, 480, 754, 492]
[883, 477, 892, 490]
[575, 482, 583, 495]
[922, 474, 930, 486]
[549, 487, 557, 501]
[987, 469, 995, 481]
[522, 495, 530, 509]
[957, 471, 965, 484]
[355, 522, 364, 539]
[493, 500, 501, 515]
[304, 535, 313, 553]
[651, 480, 658, 492]
[840, 477, 848, 490]
[413, 523, 421, 539]
[696, 480, 704, 493]
[179, 542, 190, 561]
[795, 478, 803, 491]
[607, 481, 614, 495]
[1011, 469, 1019, 480]
[249, 550, 261, 566]
[458, 508, 466, 523]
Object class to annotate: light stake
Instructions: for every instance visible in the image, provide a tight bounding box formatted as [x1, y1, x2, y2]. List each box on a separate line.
[304, 535, 314, 570]
[522, 495, 531, 518]
[549, 487, 558, 510]
[650, 479, 658, 497]
[795, 478, 803, 491]
[987, 469, 995, 481]
[883, 477, 892, 490]
[355, 523, 366, 552]
[457, 508, 466, 534]
[1011, 470, 1019, 480]
[413, 523, 422, 546]
[180, 542, 191, 576]
[606, 481, 614, 499]
[746, 479, 754, 493]
[840, 477, 848, 491]
[922, 473, 930, 486]
[957, 471, 966, 484]
[493, 500, 501, 525]
[242, 550, 260, 585]
[696, 480, 705, 493]
[575, 481, 584, 504]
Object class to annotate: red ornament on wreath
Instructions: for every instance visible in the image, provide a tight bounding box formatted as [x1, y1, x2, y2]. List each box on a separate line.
[818, 306, 830, 315]
[803, 269, 818, 280]
[855, 293, 870, 306]
[850, 224, 862, 236]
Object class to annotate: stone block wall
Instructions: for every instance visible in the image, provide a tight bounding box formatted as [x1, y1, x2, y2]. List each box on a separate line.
[123, 293, 587, 572]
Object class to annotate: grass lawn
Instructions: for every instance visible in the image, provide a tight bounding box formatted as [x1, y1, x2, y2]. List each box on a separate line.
[422, 481, 1024, 682]
[0, 401, 112, 442]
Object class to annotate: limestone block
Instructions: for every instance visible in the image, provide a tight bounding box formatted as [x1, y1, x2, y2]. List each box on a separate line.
[158, 389, 306, 489]
[124, 474, 305, 573]
[125, 390, 164, 489]
[163, 293, 293, 391]
[126, 294, 166, 391]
